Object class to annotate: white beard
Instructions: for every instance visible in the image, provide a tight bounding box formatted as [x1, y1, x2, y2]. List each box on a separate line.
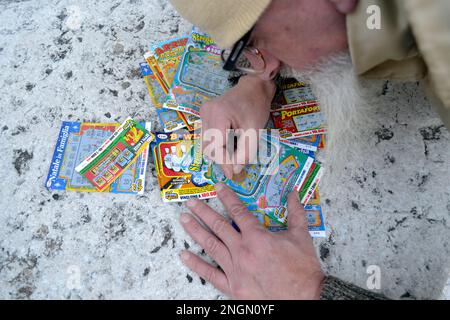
[282, 52, 380, 193]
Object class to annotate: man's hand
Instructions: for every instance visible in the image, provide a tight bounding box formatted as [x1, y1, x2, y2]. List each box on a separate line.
[201, 76, 276, 180]
[180, 183, 325, 300]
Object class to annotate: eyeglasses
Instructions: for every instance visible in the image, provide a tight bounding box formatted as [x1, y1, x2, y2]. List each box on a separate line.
[221, 28, 266, 75]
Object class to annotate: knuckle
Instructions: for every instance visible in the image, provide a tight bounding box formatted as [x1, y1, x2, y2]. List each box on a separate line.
[212, 218, 226, 235]
[206, 236, 219, 256]
[188, 254, 198, 269]
[240, 214, 257, 228]
[228, 203, 247, 218]
[206, 269, 216, 284]
[189, 221, 201, 234]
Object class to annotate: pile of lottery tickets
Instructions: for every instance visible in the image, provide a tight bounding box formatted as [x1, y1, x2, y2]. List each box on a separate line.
[45, 27, 328, 238]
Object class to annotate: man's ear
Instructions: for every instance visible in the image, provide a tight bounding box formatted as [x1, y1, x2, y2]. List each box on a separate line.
[328, 0, 358, 14]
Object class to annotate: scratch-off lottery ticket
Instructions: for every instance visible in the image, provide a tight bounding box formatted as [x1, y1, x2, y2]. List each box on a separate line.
[271, 101, 327, 139]
[262, 205, 326, 238]
[157, 107, 191, 133]
[296, 160, 323, 205]
[256, 143, 322, 224]
[152, 131, 216, 202]
[204, 131, 279, 209]
[139, 62, 167, 108]
[139, 62, 189, 132]
[307, 188, 321, 206]
[75, 118, 153, 191]
[46, 122, 149, 194]
[280, 134, 322, 152]
[144, 37, 188, 93]
[164, 27, 231, 116]
[304, 205, 326, 237]
[205, 132, 322, 225]
[229, 189, 325, 238]
[318, 134, 326, 150]
[272, 78, 317, 109]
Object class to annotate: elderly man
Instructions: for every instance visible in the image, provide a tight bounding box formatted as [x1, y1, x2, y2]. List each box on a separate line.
[169, 0, 450, 300]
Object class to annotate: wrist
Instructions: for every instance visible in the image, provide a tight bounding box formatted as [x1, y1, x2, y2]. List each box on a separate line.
[309, 271, 326, 300]
[291, 270, 325, 300]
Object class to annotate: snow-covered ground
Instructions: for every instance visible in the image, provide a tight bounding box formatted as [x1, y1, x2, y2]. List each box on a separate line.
[0, 0, 449, 299]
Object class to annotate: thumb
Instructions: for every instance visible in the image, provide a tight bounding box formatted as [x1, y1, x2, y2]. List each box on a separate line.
[287, 192, 309, 234]
[221, 163, 234, 180]
[232, 128, 259, 175]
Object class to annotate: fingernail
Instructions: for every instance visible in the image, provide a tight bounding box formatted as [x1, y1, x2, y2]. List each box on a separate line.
[181, 251, 190, 261]
[180, 213, 191, 223]
[215, 183, 224, 191]
[186, 199, 196, 208]
[223, 166, 233, 180]
[233, 164, 244, 174]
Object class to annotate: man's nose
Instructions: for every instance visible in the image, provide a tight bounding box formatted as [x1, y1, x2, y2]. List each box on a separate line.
[258, 49, 281, 81]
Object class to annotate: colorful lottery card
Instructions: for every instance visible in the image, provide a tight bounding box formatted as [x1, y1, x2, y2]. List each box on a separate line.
[304, 205, 326, 238]
[151, 131, 216, 202]
[318, 134, 326, 150]
[144, 37, 188, 93]
[164, 27, 231, 117]
[272, 78, 317, 109]
[296, 160, 323, 205]
[280, 134, 321, 152]
[46, 122, 149, 194]
[139, 62, 189, 132]
[226, 181, 325, 238]
[255, 143, 322, 224]
[204, 131, 279, 210]
[156, 107, 191, 133]
[139, 61, 167, 108]
[75, 118, 153, 192]
[206, 163, 271, 211]
[205, 132, 322, 225]
[307, 188, 321, 206]
[184, 112, 201, 127]
[262, 205, 326, 238]
[271, 101, 327, 139]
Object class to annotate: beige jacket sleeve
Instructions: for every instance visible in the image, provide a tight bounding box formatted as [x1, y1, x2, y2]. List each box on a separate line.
[346, 0, 450, 129]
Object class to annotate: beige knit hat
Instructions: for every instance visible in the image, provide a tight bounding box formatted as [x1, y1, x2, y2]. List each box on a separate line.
[169, 0, 272, 48]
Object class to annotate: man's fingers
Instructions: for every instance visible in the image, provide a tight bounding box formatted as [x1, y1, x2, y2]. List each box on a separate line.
[186, 198, 241, 248]
[181, 250, 230, 295]
[286, 192, 309, 234]
[202, 121, 259, 179]
[203, 126, 234, 179]
[180, 213, 232, 271]
[215, 183, 260, 233]
[232, 129, 259, 175]
[203, 126, 227, 162]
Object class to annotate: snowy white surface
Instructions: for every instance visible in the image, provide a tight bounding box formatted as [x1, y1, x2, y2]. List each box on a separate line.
[0, 0, 449, 299]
